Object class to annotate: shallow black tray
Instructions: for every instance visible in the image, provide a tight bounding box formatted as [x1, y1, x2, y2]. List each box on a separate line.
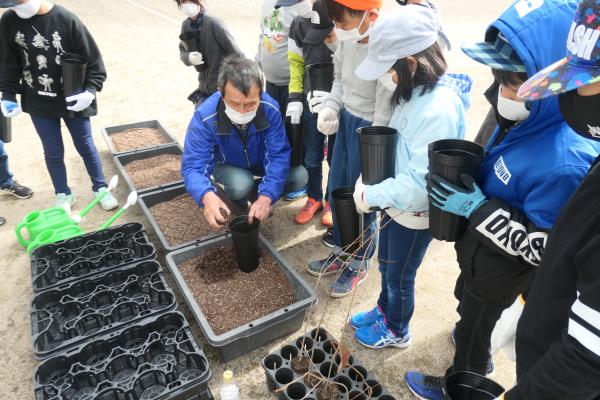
[34, 312, 212, 400]
[31, 260, 177, 359]
[30, 223, 156, 293]
[262, 328, 397, 400]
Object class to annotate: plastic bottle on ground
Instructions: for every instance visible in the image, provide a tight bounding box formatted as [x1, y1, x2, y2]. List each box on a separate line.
[219, 370, 240, 400]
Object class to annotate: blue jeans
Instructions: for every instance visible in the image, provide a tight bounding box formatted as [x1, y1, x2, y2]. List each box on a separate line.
[328, 108, 376, 260]
[377, 214, 433, 337]
[212, 164, 308, 202]
[30, 116, 107, 195]
[0, 140, 14, 188]
[303, 108, 325, 201]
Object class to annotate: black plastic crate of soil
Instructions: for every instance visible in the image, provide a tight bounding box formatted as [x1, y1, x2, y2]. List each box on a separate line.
[31, 223, 156, 293]
[34, 312, 212, 400]
[138, 184, 238, 252]
[101, 120, 178, 156]
[166, 234, 317, 362]
[114, 144, 183, 195]
[262, 328, 397, 400]
[31, 260, 177, 360]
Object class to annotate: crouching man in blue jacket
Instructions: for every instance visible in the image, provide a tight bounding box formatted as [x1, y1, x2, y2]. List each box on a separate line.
[182, 57, 308, 227]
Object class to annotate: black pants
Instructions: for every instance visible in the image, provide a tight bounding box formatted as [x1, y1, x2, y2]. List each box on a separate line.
[449, 230, 536, 376]
[266, 81, 289, 124]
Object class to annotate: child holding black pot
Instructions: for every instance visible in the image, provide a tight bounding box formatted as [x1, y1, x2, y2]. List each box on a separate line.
[176, 0, 243, 107]
[287, 0, 337, 226]
[406, 1, 600, 398]
[0, 0, 116, 210]
[347, 6, 472, 349]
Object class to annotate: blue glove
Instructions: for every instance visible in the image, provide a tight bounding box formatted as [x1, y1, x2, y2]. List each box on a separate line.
[0, 100, 21, 117]
[427, 173, 487, 218]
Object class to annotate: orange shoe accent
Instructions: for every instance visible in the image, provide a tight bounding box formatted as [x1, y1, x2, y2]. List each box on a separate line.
[321, 201, 333, 227]
[295, 198, 323, 225]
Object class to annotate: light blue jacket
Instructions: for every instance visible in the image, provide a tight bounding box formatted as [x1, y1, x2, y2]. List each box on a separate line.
[364, 74, 472, 229]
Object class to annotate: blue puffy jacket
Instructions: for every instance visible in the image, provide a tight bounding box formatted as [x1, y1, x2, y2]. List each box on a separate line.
[182, 92, 291, 206]
[466, 0, 600, 266]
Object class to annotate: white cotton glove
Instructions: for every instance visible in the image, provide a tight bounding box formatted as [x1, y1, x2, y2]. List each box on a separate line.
[0, 100, 21, 117]
[66, 91, 95, 112]
[286, 101, 303, 124]
[353, 176, 372, 214]
[491, 294, 525, 361]
[189, 51, 204, 66]
[307, 90, 330, 114]
[317, 107, 339, 136]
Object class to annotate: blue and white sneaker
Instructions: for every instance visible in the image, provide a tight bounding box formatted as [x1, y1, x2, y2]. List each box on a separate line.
[405, 371, 445, 400]
[355, 319, 411, 349]
[284, 187, 308, 201]
[350, 306, 384, 329]
[330, 267, 368, 298]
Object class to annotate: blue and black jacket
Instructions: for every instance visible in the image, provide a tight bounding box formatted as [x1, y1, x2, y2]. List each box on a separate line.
[182, 91, 291, 206]
[466, 0, 600, 267]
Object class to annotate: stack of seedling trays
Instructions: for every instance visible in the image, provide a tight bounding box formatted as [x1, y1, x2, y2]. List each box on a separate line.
[29, 223, 214, 400]
[262, 328, 397, 400]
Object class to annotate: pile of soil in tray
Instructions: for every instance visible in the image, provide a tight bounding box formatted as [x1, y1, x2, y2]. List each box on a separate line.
[149, 193, 224, 246]
[316, 384, 341, 400]
[179, 245, 297, 335]
[111, 127, 169, 152]
[124, 154, 182, 189]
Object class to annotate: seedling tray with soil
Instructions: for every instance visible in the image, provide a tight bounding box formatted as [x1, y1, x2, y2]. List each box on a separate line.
[31, 260, 176, 359]
[139, 184, 235, 252]
[114, 144, 183, 194]
[101, 120, 178, 156]
[30, 223, 156, 293]
[166, 234, 316, 362]
[33, 312, 212, 400]
[262, 328, 397, 400]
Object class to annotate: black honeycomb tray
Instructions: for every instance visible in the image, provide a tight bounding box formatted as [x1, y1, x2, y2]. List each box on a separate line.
[262, 328, 396, 400]
[30, 223, 156, 293]
[31, 260, 177, 359]
[34, 312, 212, 400]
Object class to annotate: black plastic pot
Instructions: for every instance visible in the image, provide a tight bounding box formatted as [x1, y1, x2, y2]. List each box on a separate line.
[357, 126, 397, 185]
[306, 62, 334, 93]
[428, 139, 484, 242]
[229, 215, 260, 273]
[444, 371, 505, 400]
[285, 116, 305, 167]
[61, 53, 87, 99]
[0, 114, 11, 143]
[331, 187, 360, 253]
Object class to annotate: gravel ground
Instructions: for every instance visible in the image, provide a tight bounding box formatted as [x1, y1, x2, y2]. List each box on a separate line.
[0, 1, 516, 398]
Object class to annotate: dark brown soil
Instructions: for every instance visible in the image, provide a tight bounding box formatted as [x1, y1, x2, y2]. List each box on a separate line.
[111, 127, 169, 152]
[179, 245, 297, 335]
[124, 154, 182, 189]
[291, 355, 310, 374]
[304, 373, 323, 389]
[149, 193, 223, 246]
[316, 384, 340, 400]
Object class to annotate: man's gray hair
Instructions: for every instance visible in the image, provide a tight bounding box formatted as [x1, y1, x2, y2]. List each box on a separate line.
[218, 56, 264, 97]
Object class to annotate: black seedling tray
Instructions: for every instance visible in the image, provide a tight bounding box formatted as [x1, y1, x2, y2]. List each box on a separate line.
[166, 234, 317, 362]
[114, 144, 183, 195]
[138, 184, 234, 252]
[31, 223, 156, 293]
[34, 312, 212, 400]
[31, 260, 177, 359]
[101, 120, 179, 156]
[262, 328, 397, 400]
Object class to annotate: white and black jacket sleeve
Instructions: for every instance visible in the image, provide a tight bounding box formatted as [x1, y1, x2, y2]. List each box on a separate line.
[467, 166, 588, 267]
[506, 235, 600, 399]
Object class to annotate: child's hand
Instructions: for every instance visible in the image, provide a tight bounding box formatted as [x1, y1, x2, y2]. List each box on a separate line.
[189, 51, 204, 66]
[317, 107, 338, 135]
[308, 90, 329, 113]
[286, 101, 303, 124]
[0, 100, 21, 118]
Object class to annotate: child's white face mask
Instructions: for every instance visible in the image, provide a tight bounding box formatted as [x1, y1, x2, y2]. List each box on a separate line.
[497, 87, 530, 121]
[179, 2, 201, 18]
[12, 0, 41, 19]
[334, 11, 371, 42]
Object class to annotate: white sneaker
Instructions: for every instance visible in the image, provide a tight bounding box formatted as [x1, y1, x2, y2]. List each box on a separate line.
[56, 193, 77, 209]
[94, 188, 118, 211]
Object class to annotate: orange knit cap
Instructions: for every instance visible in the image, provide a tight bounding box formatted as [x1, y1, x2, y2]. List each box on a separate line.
[333, 0, 383, 10]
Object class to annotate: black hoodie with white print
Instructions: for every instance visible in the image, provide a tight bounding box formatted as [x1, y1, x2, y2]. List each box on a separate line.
[0, 5, 106, 118]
